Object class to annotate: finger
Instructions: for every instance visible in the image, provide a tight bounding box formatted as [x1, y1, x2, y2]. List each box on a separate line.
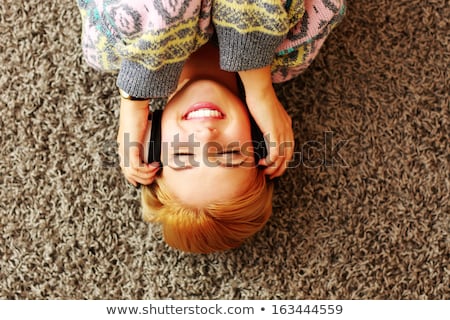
[125, 176, 138, 187]
[279, 138, 295, 161]
[264, 137, 294, 162]
[265, 147, 281, 168]
[149, 161, 161, 169]
[127, 172, 157, 186]
[262, 157, 286, 178]
[126, 150, 160, 172]
[124, 165, 159, 180]
[124, 171, 154, 187]
[133, 163, 160, 174]
[258, 157, 277, 168]
[268, 159, 289, 179]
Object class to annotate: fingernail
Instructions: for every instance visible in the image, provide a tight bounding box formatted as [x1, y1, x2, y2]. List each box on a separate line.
[149, 162, 160, 168]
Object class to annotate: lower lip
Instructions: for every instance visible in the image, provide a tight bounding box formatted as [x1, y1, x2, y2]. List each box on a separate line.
[183, 102, 225, 120]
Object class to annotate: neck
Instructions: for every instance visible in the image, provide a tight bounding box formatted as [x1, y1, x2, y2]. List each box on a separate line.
[177, 42, 239, 95]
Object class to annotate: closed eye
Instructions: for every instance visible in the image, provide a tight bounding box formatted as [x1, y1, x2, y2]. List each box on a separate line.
[218, 150, 241, 155]
[215, 150, 247, 167]
[169, 153, 196, 170]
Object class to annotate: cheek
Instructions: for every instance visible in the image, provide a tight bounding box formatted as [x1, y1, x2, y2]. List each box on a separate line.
[160, 119, 181, 143]
[230, 119, 253, 143]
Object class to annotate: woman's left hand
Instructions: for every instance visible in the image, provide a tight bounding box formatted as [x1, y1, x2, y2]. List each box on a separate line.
[246, 90, 294, 179]
[239, 66, 294, 179]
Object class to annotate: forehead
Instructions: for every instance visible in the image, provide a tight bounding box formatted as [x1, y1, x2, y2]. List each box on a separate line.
[160, 166, 257, 207]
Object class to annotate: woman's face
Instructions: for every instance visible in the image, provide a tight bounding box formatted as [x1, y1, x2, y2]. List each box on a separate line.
[160, 79, 257, 207]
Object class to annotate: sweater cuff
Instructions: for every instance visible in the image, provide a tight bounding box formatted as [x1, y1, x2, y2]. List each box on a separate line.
[117, 60, 184, 98]
[215, 26, 285, 72]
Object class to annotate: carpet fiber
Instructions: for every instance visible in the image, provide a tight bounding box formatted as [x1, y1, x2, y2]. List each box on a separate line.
[0, 1, 448, 299]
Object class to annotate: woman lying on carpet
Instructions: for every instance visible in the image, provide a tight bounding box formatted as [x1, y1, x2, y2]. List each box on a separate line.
[78, 0, 345, 253]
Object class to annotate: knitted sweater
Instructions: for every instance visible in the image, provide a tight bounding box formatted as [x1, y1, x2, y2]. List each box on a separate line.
[78, 0, 345, 98]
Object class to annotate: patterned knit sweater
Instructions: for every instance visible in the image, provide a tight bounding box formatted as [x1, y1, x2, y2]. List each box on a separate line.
[78, 0, 345, 98]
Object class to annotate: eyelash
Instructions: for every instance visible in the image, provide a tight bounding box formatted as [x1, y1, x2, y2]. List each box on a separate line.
[174, 150, 240, 156]
[219, 150, 240, 155]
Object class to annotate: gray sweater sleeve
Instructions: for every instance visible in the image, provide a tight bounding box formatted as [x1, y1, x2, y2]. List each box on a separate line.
[213, 0, 289, 72]
[117, 60, 185, 99]
[215, 27, 286, 72]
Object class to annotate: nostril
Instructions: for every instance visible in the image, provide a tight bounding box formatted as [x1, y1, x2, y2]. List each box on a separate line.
[196, 127, 216, 132]
[195, 127, 218, 139]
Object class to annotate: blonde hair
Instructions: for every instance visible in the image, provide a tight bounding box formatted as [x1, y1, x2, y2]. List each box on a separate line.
[141, 170, 273, 253]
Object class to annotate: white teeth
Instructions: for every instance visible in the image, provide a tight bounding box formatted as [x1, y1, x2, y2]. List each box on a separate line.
[186, 108, 222, 120]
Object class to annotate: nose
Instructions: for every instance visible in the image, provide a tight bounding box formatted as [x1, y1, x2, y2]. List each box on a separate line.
[194, 127, 219, 141]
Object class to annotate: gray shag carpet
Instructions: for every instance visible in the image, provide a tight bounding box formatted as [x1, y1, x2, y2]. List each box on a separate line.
[0, 1, 448, 299]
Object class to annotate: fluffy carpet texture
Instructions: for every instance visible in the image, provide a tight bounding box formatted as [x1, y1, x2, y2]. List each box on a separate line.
[0, 1, 448, 299]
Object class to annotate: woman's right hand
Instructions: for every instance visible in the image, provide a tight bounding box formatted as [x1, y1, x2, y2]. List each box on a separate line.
[117, 97, 160, 187]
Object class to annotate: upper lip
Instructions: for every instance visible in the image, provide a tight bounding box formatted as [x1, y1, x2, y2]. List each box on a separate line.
[183, 102, 225, 120]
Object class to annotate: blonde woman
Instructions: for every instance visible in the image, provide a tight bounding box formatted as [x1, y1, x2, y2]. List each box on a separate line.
[78, 0, 346, 252]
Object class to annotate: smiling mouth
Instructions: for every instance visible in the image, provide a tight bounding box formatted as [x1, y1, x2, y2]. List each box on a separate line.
[183, 103, 225, 120]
